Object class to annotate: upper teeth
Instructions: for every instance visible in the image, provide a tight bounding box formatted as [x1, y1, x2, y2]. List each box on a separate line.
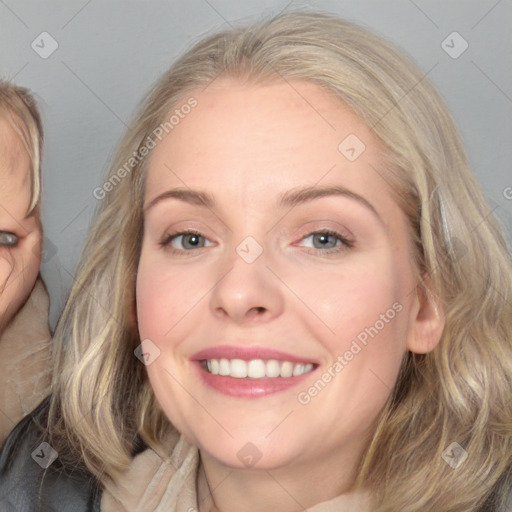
[205, 359, 314, 379]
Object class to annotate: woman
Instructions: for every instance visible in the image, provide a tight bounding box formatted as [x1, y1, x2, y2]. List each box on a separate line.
[1, 11, 511, 512]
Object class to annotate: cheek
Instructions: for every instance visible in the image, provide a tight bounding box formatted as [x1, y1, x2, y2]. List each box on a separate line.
[0, 252, 16, 317]
[20, 233, 43, 291]
[0, 249, 15, 283]
[291, 256, 403, 347]
[135, 250, 208, 342]
[135, 254, 205, 439]
[288, 255, 409, 412]
[0, 239, 41, 328]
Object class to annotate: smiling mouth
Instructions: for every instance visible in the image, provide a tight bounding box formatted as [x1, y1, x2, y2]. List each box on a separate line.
[201, 358, 316, 379]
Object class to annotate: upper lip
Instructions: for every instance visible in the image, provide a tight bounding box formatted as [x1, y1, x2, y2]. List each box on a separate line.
[191, 345, 318, 364]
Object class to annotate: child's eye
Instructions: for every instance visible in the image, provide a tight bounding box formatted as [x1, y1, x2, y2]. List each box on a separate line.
[295, 229, 354, 255]
[0, 231, 18, 247]
[159, 230, 214, 254]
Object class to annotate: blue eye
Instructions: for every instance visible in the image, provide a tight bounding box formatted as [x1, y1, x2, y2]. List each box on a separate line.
[297, 229, 354, 255]
[0, 231, 18, 247]
[160, 230, 213, 253]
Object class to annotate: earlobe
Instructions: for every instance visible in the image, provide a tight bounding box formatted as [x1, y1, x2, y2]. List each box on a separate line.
[406, 274, 445, 354]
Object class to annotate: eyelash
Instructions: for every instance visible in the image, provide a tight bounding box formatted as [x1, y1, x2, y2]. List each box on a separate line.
[159, 228, 354, 256]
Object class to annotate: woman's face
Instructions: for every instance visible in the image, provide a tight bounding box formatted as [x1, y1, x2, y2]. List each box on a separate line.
[136, 79, 424, 474]
[0, 118, 41, 335]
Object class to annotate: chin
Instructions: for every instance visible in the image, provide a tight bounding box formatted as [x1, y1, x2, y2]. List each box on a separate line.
[194, 430, 304, 471]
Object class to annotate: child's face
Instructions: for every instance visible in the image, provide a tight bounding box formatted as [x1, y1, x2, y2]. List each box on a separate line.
[0, 118, 42, 335]
[136, 80, 422, 473]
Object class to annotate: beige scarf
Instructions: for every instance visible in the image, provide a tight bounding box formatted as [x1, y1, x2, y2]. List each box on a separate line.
[101, 429, 372, 512]
[0, 277, 52, 446]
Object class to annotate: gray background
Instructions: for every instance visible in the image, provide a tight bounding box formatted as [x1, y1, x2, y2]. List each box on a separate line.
[1, 0, 511, 329]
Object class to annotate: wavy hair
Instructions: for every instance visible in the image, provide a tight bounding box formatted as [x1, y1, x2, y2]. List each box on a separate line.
[47, 11, 512, 511]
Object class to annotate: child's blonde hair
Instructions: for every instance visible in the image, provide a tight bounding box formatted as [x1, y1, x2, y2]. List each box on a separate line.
[48, 11, 512, 511]
[0, 80, 43, 216]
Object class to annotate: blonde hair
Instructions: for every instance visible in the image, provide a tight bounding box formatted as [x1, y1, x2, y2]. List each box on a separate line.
[0, 80, 43, 216]
[47, 11, 512, 511]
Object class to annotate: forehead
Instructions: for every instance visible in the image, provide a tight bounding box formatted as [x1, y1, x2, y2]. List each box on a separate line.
[144, 78, 395, 218]
[0, 116, 29, 177]
[0, 116, 31, 216]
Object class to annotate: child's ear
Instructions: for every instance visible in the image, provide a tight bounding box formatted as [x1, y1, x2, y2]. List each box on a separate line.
[406, 274, 445, 354]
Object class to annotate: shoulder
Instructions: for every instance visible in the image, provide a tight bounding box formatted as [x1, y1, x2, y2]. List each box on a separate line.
[0, 395, 102, 512]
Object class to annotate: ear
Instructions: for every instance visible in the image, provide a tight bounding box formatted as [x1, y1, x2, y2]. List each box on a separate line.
[125, 293, 138, 336]
[132, 297, 138, 328]
[406, 274, 445, 354]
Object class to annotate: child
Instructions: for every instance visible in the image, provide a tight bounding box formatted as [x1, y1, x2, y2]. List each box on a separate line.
[0, 81, 51, 446]
[1, 11, 511, 512]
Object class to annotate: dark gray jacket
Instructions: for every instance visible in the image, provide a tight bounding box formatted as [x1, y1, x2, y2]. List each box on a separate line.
[0, 397, 100, 511]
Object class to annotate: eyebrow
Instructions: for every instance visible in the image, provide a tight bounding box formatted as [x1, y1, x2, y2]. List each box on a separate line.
[144, 185, 383, 225]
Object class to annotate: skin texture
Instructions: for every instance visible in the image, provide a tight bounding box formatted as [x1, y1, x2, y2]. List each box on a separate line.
[0, 117, 42, 336]
[136, 79, 444, 512]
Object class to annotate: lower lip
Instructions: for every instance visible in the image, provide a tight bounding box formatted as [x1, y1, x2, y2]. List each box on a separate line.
[194, 362, 315, 398]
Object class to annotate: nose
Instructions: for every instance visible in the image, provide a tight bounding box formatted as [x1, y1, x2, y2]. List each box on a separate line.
[209, 243, 285, 325]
